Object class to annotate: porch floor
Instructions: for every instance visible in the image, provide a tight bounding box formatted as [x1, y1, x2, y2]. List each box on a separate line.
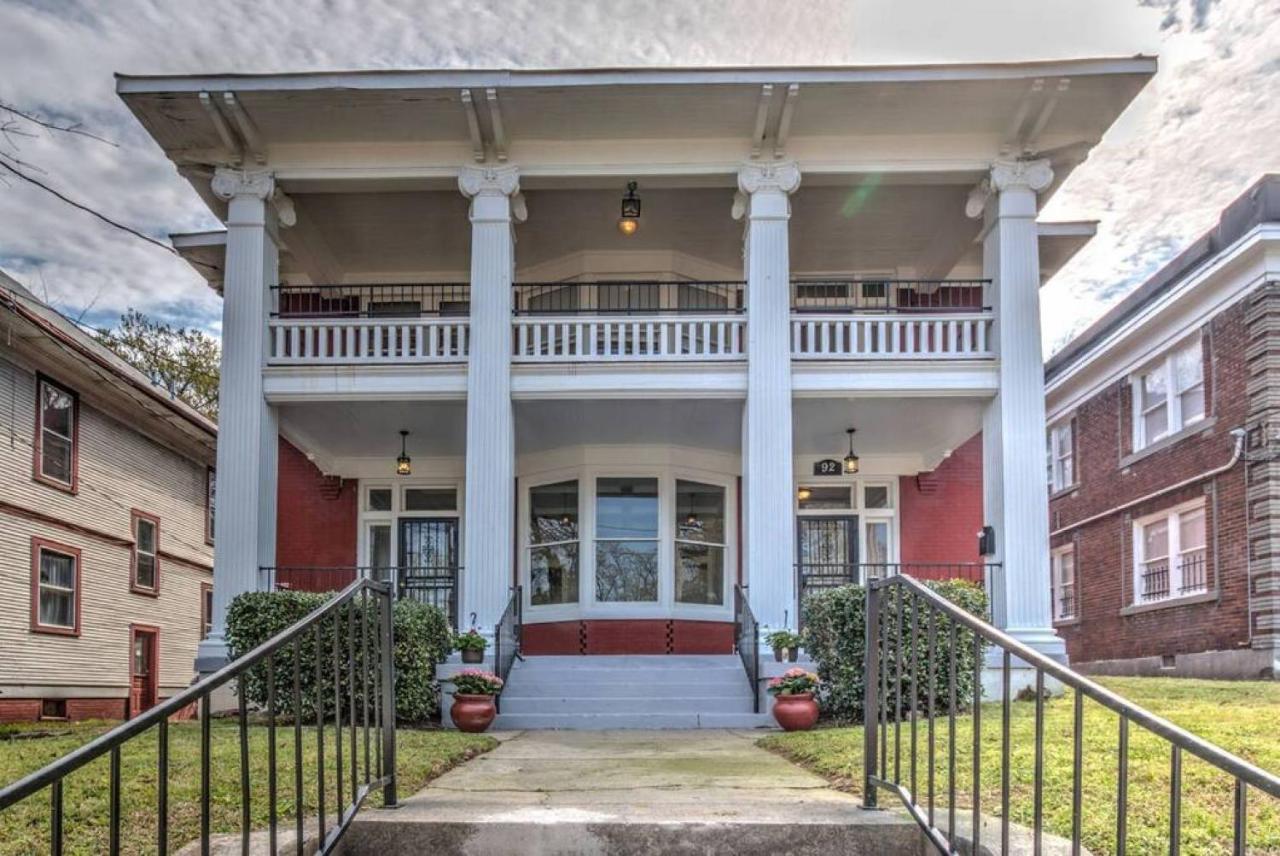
[343, 730, 925, 855]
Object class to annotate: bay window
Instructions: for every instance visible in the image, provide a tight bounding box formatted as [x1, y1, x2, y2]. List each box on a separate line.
[1133, 339, 1205, 450]
[674, 480, 726, 605]
[594, 477, 659, 602]
[529, 480, 580, 606]
[1134, 500, 1207, 604]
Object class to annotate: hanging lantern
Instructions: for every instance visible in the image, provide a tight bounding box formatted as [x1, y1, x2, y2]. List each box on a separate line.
[617, 181, 641, 236]
[843, 427, 860, 475]
[396, 430, 411, 476]
[797, 486, 813, 502]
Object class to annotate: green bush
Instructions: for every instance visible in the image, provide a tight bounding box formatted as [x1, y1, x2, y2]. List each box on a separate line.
[225, 590, 451, 723]
[801, 580, 989, 723]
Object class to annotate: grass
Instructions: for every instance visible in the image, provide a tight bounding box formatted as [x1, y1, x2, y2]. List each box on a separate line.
[760, 677, 1280, 856]
[0, 718, 495, 855]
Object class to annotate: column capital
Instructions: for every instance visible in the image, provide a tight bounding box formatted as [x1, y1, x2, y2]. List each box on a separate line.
[458, 164, 520, 198]
[965, 158, 1054, 219]
[737, 161, 801, 196]
[211, 167, 275, 202]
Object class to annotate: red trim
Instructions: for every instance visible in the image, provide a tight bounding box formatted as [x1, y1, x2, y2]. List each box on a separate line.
[32, 373, 79, 495]
[128, 624, 160, 718]
[0, 501, 212, 571]
[130, 509, 161, 596]
[204, 466, 216, 546]
[30, 537, 82, 637]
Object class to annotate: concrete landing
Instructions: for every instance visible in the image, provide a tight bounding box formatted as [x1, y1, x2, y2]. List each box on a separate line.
[342, 730, 925, 855]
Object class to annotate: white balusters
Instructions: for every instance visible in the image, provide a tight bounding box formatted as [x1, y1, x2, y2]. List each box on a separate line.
[267, 318, 470, 365]
[510, 315, 746, 362]
[789, 313, 994, 360]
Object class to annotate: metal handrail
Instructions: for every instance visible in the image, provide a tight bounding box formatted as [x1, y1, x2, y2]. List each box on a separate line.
[733, 585, 760, 714]
[790, 278, 991, 313]
[0, 578, 398, 854]
[270, 283, 471, 318]
[493, 586, 523, 714]
[863, 573, 1280, 855]
[513, 280, 746, 315]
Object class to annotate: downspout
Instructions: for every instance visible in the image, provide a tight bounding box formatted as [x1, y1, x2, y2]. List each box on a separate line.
[1049, 428, 1246, 538]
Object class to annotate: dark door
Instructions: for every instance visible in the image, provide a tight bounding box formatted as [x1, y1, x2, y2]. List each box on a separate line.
[129, 628, 158, 717]
[796, 516, 860, 605]
[397, 518, 459, 626]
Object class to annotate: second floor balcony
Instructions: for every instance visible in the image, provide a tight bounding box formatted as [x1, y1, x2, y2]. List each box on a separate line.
[266, 278, 993, 367]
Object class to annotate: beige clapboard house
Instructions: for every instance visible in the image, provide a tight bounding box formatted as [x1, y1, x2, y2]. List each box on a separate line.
[0, 272, 216, 722]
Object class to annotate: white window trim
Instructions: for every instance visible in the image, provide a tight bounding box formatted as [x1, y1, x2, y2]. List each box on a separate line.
[1051, 546, 1076, 621]
[1047, 419, 1074, 492]
[1131, 338, 1206, 451]
[1131, 498, 1208, 605]
[356, 479, 465, 579]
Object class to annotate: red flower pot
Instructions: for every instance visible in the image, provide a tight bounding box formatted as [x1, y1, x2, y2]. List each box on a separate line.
[451, 693, 497, 733]
[772, 692, 819, 731]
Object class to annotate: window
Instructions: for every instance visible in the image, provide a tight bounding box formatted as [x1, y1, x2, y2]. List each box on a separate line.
[402, 488, 456, 512]
[1052, 547, 1076, 620]
[674, 480, 726, 605]
[31, 539, 80, 635]
[131, 511, 160, 594]
[366, 488, 392, 512]
[201, 583, 213, 639]
[205, 467, 216, 545]
[797, 486, 851, 510]
[1134, 501, 1208, 604]
[41, 699, 67, 720]
[1134, 340, 1205, 450]
[863, 485, 891, 509]
[35, 376, 77, 490]
[528, 480, 580, 606]
[594, 477, 659, 602]
[1047, 420, 1075, 492]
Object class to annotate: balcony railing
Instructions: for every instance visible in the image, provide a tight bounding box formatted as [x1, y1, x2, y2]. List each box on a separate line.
[791, 279, 989, 314]
[514, 281, 745, 315]
[512, 315, 745, 362]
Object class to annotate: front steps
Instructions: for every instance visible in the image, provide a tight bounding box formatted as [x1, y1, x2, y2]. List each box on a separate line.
[492, 654, 773, 730]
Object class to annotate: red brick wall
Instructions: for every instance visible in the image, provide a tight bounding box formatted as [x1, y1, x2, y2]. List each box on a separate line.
[275, 438, 358, 592]
[0, 698, 127, 723]
[899, 432, 983, 567]
[522, 620, 735, 655]
[1050, 303, 1251, 664]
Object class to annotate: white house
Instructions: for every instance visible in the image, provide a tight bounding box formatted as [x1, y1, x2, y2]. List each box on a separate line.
[117, 60, 1153, 717]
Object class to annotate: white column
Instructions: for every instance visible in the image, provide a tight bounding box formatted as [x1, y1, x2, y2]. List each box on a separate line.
[458, 166, 524, 636]
[736, 162, 801, 637]
[971, 158, 1064, 662]
[198, 168, 281, 670]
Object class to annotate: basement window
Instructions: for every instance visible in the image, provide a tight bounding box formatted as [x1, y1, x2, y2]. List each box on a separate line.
[40, 699, 67, 720]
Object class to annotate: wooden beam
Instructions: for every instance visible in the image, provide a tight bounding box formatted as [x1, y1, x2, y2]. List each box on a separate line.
[773, 84, 799, 159]
[198, 91, 242, 166]
[460, 89, 485, 162]
[749, 84, 773, 159]
[221, 92, 266, 165]
[486, 88, 508, 162]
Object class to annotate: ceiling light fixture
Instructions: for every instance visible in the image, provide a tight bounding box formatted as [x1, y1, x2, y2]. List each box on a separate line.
[843, 427, 860, 475]
[617, 180, 641, 236]
[396, 430, 411, 476]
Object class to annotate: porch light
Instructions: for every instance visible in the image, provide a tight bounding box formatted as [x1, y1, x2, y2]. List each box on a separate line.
[843, 428, 860, 475]
[396, 430, 411, 476]
[617, 181, 641, 236]
[797, 486, 812, 502]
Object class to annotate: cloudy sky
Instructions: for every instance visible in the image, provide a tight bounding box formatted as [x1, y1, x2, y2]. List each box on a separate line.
[0, 0, 1276, 354]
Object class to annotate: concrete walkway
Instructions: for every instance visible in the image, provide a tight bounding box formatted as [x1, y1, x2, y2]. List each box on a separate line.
[343, 730, 924, 855]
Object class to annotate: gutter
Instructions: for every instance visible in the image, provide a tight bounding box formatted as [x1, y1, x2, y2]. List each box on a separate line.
[1049, 428, 1245, 538]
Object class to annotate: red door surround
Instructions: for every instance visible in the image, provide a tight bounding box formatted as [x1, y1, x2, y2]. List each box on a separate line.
[128, 625, 159, 718]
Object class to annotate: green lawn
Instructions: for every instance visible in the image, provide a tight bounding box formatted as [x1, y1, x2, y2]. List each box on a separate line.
[761, 677, 1280, 856]
[0, 719, 495, 855]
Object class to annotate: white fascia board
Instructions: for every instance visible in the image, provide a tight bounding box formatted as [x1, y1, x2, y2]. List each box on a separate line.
[1046, 225, 1280, 420]
[791, 361, 999, 397]
[1038, 221, 1098, 238]
[511, 363, 747, 399]
[116, 57, 1156, 95]
[263, 365, 467, 402]
[170, 230, 227, 247]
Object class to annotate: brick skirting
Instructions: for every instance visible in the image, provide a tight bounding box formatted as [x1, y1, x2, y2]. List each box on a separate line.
[522, 619, 735, 655]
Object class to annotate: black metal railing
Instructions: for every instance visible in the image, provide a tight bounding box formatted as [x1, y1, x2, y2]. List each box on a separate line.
[271, 283, 471, 318]
[797, 563, 1001, 625]
[513, 280, 746, 315]
[493, 586, 522, 714]
[265, 566, 459, 628]
[791, 279, 990, 313]
[863, 573, 1280, 855]
[733, 585, 760, 714]
[0, 578, 397, 855]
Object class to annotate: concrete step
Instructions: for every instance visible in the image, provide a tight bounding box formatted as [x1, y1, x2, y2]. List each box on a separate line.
[504, 673, 752, 692]
[498, 695, 754, 714]
[500, 680, 753, 698]
[490, 711, 775, 730]
[514, 654, 743, 668]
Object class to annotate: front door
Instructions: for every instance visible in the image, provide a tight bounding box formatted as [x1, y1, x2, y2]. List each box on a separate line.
[129, 627, 158, 718]
[797, 516, 859, 606]
[397, 518, 459, 626]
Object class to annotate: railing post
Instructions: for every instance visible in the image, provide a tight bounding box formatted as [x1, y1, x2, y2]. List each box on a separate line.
[379, 589, 398, 808]
[863, 582, 881, 809]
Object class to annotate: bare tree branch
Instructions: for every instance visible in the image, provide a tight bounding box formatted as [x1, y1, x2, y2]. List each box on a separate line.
[0, 101, 119, 147]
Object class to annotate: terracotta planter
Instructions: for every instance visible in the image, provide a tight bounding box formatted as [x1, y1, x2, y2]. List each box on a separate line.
[772, 647, 784, 662]
[786, 647, 799, 663]
[461, 649, 485, 664]
[451, 693, 496, 733]
[772, 692, 819, 732]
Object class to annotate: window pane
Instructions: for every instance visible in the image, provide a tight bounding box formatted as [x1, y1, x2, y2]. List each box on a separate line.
[366, 489, 391, 512]
[864, 485, 890, 509]
[1143, 403, 1168, 442]
[595, 540, 659, 602]
[136, 519, 156, 554]
[595, 478, 658, 539]
[1143, 519, 1169, 560]
[1173, 343, 1203, 393]
[1060, 454, 1074, 488]
[864, 521, 889, 565]
[369, 525, 392, 570]
[41, 433, 73, 483]
[40, 382, 73, 437]
[40, 551, 75, 589]
[403, 488, 456, 511]
[1179, 509, 1206, 551]
[1180, 385, 1205, 423]
[1059, 552, 1075, 585]
[1142, 366, 1167, 401]
[40, 590, 73, 628]
[530, 544, 579, 605]
[530, 480, 578, 544]
[798, 486, 851, 510]
[675, 480, 725, 545]
[675, 543, 724, 605]
[136, 554, 156, 589]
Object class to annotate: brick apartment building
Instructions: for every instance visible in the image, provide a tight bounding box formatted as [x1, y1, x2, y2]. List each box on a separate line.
[1046, 175, 1280, 679]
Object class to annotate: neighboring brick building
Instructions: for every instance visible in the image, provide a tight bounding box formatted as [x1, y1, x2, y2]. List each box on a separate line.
[1045, 176, 1280, 679]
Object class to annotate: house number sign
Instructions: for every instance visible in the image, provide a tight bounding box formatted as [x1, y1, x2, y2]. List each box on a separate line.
[812, 459, 842, 476]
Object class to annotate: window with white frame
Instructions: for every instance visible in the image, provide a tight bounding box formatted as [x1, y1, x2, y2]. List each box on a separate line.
[674, 480, 726, 605]
[528, 480, 580, 606]
[1133, 500, 1208, 604]
[1133, 339, 1205, 450]
[1051, 546, 1076, 620]
[1047, 420, 1074, 492]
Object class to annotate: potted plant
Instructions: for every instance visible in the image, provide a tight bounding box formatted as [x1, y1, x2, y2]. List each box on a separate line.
[446, 669, 504, 733]
[768, 668, 820, 731]
[454, 628, 488, 664]
[765, 629, 802, 662]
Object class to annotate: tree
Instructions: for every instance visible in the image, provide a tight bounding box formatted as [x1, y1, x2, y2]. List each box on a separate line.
[96, 310, 220, 420]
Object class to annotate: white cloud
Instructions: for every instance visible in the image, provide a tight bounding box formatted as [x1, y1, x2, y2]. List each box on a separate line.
[0, 0, 1273, 350]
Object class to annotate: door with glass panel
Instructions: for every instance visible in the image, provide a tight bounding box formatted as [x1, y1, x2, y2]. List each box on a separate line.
[796, 516, 859, 597]
[397, 518, 458, 625]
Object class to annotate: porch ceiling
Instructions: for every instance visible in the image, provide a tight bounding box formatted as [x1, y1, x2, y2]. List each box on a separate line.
[277, 400, 467, 465]
[792, 397, 985, 469]
[514, 399, 744, 455]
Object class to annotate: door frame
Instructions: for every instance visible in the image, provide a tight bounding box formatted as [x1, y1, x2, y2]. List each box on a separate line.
[128, 623, 160, 718]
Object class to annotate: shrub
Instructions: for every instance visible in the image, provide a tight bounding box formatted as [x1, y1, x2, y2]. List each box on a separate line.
[225, 590, 451, 723]
[801, 580, 988, 723]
